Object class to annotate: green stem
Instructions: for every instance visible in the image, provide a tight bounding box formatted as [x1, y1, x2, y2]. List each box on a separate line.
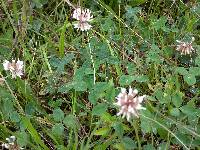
[88, 36, 96, 85]
[132, 121, 141, 150]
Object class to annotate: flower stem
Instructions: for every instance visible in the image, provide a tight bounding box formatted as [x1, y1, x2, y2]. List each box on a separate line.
[87, 33, 96, 85]
[132, 121, 141, 150]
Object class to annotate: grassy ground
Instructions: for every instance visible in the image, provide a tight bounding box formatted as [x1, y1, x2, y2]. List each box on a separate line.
[0, 0, 200, 149]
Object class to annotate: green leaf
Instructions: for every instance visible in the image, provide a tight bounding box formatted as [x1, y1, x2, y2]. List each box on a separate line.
[105, 80, 115, 102]
[152, 16, 167, 30]
[94, 127, 110, 136]
[195, 56, 200, 66]
[89, 82, 110, 104]
[58, 83, 73, 93]
[154, 89, 166, 104]
[63, 114, 79, 130]
[72, 81, 87, 91]
[169, 108, 180, 117]
[9, 111, 20, 122]
[92, 103, 108, 116]
[113, 122, 124, 138]
[183, 74, 196, 85]
[176, 67, 188, 75]
[52, 123, 64, 136]
[143, 144, 156, 150]
[17, 131, 28, 147]
[146, 44, 162, 64]
[126, 63, 136, 74]
[21, 117, 49, 150]
[53, 108, 64, 122]
[50, 54, 74, 73]
[135, 75, 149, 82]
[189, 67, 200, 76]
[122, 137, 137, 149]
[171, 92, 183, 107]
[180, 105, 199, 117]
[119, 75, 135, 86]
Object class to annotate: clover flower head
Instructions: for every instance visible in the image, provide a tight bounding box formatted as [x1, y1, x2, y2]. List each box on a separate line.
[3, 59, 24, 78]
[72, 7, 93, 31]
[2, 135, 24, 150]
[176, 37, 195, 55]
[2, 136, 16, 149]
[115, 87, 146, 121]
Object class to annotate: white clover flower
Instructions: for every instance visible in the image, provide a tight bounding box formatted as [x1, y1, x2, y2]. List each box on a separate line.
[72, 7, 93, 31]
[115, 87, 146, 121]
[2, 135, 24, 150]
[176, 37, 195, 55]
[2, 135, 16, 149]
[3, 59, 24, 78]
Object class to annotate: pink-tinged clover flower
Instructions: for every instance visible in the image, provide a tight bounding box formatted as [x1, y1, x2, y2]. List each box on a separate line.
[3, 59, 24, 78]
[115, 87, 146, 121]
[176, 37, 195, 55]
[72, 7, 93, 31]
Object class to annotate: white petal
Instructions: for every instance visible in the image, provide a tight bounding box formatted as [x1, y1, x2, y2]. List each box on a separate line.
[3, 60, 10, 70]
[73, 23, 79, 29]
[121, 88, 126, 93]
[10, 136, 16, 141]
[4, 143, 10, 149]
[128, 87, 133, 95]
[117, 93, 124, 98]
[191, 37, 195, 42]
[138, 95, 146, 103]
[122, 112, 126, 118]
[136, 104, 146, 110]
[133, 89, 138, 95]
[16, 60, 23, 70]
[117, 110, 123, 116]
[126, 112, 131, 121]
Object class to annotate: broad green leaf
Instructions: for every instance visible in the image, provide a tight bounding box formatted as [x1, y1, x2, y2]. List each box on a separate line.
[113, 122, 124, 138]
[58, 83, 73, 93]
[175, 67, 188, 75]
[92, 103, 108, 116]
[50, 54, 74, 73]
[89, 82, 110, 104]
[9, 111, 20, 122]
[72, 81, 87, 91]
[183, 74, 196, 85]
[119, 75, 135, 86]
[189, 67, 200, 76]
[169, 108, 180, 117]
[158, 127, 168, 139]
[53, 108, 64, 122]
[143, 144, 156, 150]
[17, 131, 28, 147]
[94, 127, 110, 136]
[171, 92, 183, 107]
[105, 80, 115, 102]
[88, 90, 99, 105]
[122, 137, 137, 149]
[52, 123, 64, 136]
[180, 105, 199, 117]
[135, 75, 149, 82]
[63, 114, 79, 130]
[151, 16, 167, 30]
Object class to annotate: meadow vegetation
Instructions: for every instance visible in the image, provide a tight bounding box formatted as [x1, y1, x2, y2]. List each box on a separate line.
[0, 0, 200, 149]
